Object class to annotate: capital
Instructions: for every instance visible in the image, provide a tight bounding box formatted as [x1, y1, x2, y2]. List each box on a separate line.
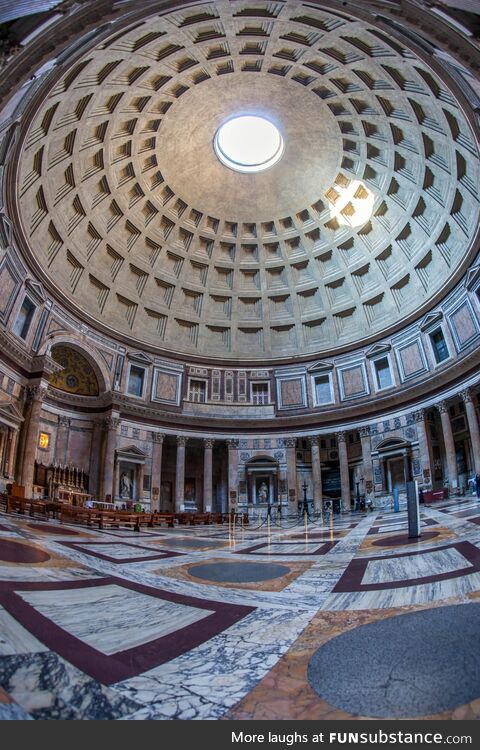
[412, 409, 425, 423]
[359, 426, 371, 438]
[26, 384, 48, 404]
[103, 416, 120, 432]
[152, 432, 165, 444]
[226, 438, 239, 449]
[460, 388, 472, 404]
[284, 437, 297, 448]
[435, 400, 449, 415]
[308, 436, 320, 448]
[176, 435, 188, 447]
[336, 431, 346, 443]
[58, 415, 71, 427]
[204, 438, 215, 449]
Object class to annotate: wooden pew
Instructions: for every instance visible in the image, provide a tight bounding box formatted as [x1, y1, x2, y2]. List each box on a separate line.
[150, 512, 175, 528]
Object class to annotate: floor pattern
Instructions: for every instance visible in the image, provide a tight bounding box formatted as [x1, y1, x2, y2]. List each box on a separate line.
[0, 497, 479, 720]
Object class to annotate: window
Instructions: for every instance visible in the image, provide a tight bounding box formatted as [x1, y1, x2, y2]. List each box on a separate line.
[127, 365, 146, 398]
[13, 297, 36, 340]
[374, 357, 393, 390]
[189, 379, 206, 403]
[430, 328, 449, 363]
[252, 382, 269, 405]
[314, 374, 332, 405]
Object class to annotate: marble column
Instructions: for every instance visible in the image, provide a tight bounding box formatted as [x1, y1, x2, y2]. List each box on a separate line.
[88, 419, 102, 498]
[227, 439, 239, 512]
[101, 414, 120, 502]
[21, 384, 48, 496]
[309, 436, 323, 513]
[7, 428, 19, 480]
[413, 409, 433, 487]
[436, 400, 458, 494]
[337, 431, 351, 512]
[175, 436, 187, 512]
[461, 388, 480, 475]
[203, 438, 214, 512]
[113, 458, 120, 503]
[285, 437, 297, 513]
[56, 415, 71, 465]
[137, 463, 145, 502]
[0, 430, 6, 476]
[151, 432, 165, 511]
[359, 426, 374, 498]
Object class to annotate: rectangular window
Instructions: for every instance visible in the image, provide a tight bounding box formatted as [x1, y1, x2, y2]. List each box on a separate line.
[127, 365, 146, 398]
[430, 328, 449, 363]
[252, 382, 269, 405]
[374, 357, 393, 390]
[189, 379, 206, 403]
[314, 375, 332, 405]
[13, 297, 36, 340]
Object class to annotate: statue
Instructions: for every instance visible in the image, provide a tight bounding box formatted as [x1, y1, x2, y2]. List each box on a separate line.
[120, 471, 131, 498]
[257, 481, 269, 503]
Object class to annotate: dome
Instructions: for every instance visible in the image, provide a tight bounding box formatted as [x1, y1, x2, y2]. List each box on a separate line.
[12, 0, 480, 361]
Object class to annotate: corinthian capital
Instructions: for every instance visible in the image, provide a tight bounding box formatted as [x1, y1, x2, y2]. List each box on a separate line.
[359, 426, 371, 438]
[435, 400, 449, 415]
[284, 437, 297, 448]
[176, 435, 188, 447]
[152, 432, 165, 444]
[460, 388, 472, 404]
[26, 384, 48, 404]
[104, 416, 120, 432]
[336, 431, 346, 443]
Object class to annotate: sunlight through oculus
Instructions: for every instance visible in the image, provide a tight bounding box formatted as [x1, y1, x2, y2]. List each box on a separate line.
[214, 115, 284, 173]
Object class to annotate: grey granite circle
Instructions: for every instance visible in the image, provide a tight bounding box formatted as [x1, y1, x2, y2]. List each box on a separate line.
[307, 604, 480, 718]
[188, 561, 290, 583]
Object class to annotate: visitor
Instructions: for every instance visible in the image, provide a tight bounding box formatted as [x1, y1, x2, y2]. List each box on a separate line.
[476, 473, 480, 500]
[84, 498, 94, 509]
[134, 500, 142, 512]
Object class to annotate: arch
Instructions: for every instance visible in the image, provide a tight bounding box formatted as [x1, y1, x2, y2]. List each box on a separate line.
[245, 454, 279, 466]
[39, 333, 111, 395]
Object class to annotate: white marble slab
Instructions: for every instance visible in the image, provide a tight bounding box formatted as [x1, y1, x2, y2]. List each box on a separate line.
[0, 606, 48, 655]
[362, 547, 473, 585]
[17, 584, 214, 655]
[77, 543, 163, 559]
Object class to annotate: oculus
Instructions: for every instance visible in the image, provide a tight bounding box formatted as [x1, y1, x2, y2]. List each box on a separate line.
[214, 115, 284, 173]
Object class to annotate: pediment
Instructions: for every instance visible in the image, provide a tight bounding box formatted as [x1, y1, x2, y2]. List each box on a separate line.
[127, 351, 152, 365]
[116, 444, 147, 458]
[0, 398, 24, 425]
[25, 278, 46, 303]
[307, 360, 334, 373]
[419, 311, 443, 332]
[465, 264, 480, 291]
[365, 343, 391, 359]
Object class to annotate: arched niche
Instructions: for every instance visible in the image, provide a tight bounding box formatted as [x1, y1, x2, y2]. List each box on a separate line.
[48, 344, 100, 396]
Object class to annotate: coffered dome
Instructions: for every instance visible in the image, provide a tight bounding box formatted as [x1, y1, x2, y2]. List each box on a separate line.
[13, 0, 480, 361]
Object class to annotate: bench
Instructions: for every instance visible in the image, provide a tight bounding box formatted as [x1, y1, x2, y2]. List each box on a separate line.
[189, 513, 212, 525]
[6, 496, 47, 518]
[150, 512, 175, 528]
[97, 511, 140, 531]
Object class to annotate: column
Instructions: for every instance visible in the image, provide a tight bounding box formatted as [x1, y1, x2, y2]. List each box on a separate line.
[203, 438, 214, 512]
[20, 384, 48, 496]
[436, 400, 458, 494]
[101, 414, 120, 501]
[309, 436, 323, 514]
[337, 431, 351, 512]
[285, 437, 297, 513]
[0, 430, 6, 476]
[56, 415, 71, 465]
[151, 432, 165, 512]
[7, 428, 19, 480]
[113, 458, 120, 502]
[137, 463, 145, 502]
[227, 439, 238, 512]
[359, 426, 374, 498]
[413, 409, 434, 487]
[88, 419, 102, 498]
[461, 388, 480, 474]
[175, 436, 187, 512]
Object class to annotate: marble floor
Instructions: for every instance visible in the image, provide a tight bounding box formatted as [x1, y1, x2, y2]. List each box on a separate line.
[0, 497, 480, 720]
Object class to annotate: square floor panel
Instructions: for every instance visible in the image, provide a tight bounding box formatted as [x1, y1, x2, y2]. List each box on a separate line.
[0, 577, 255, 685]
[58, 541, 182, 563]
[238, 540, 338, 556]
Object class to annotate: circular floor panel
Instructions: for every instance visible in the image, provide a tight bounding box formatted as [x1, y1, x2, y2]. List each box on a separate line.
[188, 561, 290, 583]
[0, 540, 51, 564]
[307, 604, 480, 718]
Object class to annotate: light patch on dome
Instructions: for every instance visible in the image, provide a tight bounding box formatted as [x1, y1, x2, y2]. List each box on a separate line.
[327, 180, 375, 228]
